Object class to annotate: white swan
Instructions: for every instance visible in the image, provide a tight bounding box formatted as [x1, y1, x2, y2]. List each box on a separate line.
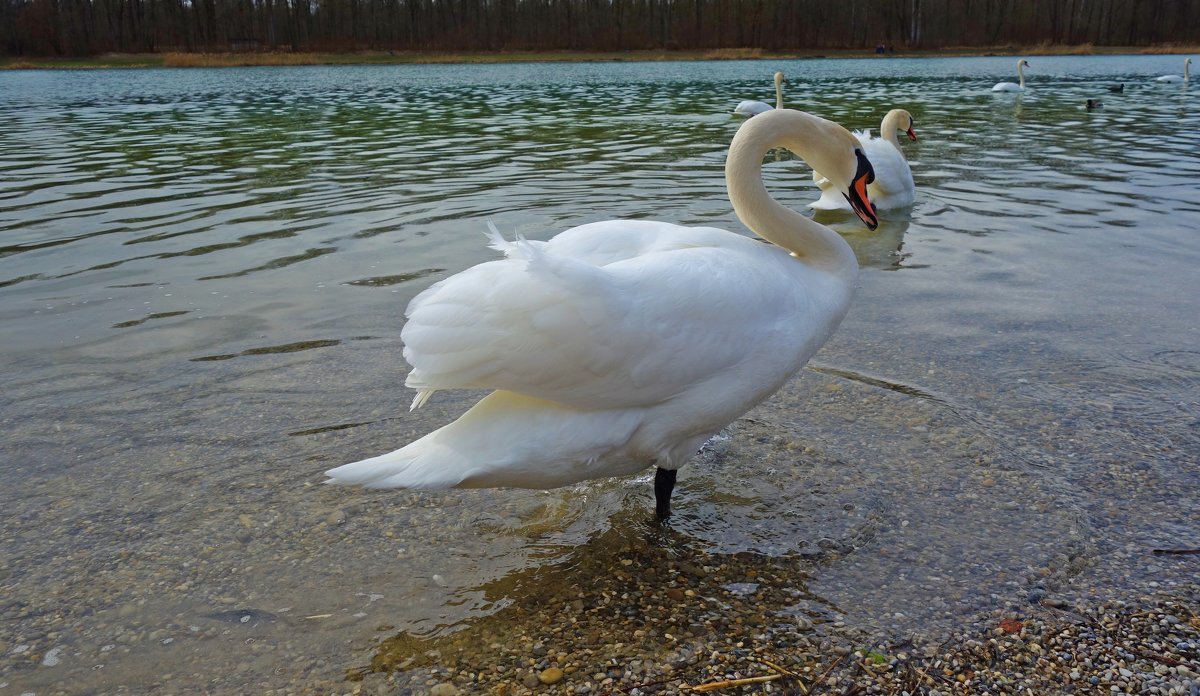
[1155, 57, 1192, 83]
[734, 71, 784, 117]
[811, 108, 916, 211]
[325, 109, 879, 518]
[992, 59, 1030, 92]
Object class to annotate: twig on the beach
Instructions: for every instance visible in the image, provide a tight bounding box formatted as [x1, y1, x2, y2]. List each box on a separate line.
[1135, 650, 1197, 669]
[753, 657, 798, 677]
[1152, 548, 1200, 555]
[910, 663, 938, 686]
[850, 658, 892, 693]
[754, 657, 808, 694]
[807, 654, 845, 692]
[685, 673, 784, 691]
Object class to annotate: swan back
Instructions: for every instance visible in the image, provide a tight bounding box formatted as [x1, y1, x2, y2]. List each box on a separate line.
[734, 100, 773, 116]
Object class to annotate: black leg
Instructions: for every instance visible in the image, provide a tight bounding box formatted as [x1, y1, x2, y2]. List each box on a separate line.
[654, 467, 677, 520]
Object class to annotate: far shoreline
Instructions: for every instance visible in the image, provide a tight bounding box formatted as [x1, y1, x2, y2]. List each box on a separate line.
[2, 44, 1198, 70]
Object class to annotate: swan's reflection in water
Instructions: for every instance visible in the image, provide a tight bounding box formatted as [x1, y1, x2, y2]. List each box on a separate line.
[815, 210, 912, 270]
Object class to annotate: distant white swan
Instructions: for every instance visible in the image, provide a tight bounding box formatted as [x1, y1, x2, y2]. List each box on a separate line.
[992, 59, 1030, 92]
[325, 109, 879, 519]
[734, 71, 784, 116]
[1155, 57, 1192, 83]
[811, 108, 917, 211]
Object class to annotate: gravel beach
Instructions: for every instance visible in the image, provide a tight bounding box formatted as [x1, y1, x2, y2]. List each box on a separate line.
[337, 538, 1200, 696]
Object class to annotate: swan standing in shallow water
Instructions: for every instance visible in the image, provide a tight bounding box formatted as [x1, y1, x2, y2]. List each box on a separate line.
[992, 59, 1030, 92]
[325, 109, 879, 519]
[811, 108, 917, 211]
[734, 71, 784, 117]
[1155, 58, 1192, 83]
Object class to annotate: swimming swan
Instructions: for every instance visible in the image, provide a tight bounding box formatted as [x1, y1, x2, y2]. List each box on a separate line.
[1155, 57, 1191, 83]
[734, 71, 785, 116]
[325, 109, 879, 519]
[992, 59, 1030, 92]
[811, 108, 917, 211]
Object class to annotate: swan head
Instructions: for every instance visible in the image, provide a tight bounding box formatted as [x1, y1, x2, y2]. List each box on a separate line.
[783, 115, 878, 229]
[727, 109, 879, 231]
[774, 71, 784, 86]
[1019, 59, 1030, 68]
[889, 108, 918, 141]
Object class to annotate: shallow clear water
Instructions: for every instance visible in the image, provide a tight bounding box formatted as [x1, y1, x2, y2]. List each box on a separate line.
[1, 55, 1198, 691]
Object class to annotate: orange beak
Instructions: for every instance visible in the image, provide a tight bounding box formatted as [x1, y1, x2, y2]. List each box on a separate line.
[843, 149, 878, 230]
[906, 126, 918, 142]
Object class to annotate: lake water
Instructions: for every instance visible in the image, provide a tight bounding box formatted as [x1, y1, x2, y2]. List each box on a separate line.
[1, 55, 1198, 692]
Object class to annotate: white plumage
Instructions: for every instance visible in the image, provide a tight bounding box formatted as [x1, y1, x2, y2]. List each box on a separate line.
[811, 108, 917, 212]
[992, 59, 1030, 92]
[1155, 57, 1191, 83]
[326, 109, 879, 516]
[734, 71, 784, 117]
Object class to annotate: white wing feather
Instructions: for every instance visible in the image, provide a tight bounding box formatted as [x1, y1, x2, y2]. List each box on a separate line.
[402, 221, 801, 410]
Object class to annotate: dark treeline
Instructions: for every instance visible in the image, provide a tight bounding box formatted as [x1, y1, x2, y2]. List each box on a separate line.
[3, 0, 1199, 57]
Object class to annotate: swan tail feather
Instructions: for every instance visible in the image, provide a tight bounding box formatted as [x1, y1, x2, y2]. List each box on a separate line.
[484, 222, 546, 260]
[410, 388, 436, 411]
[484, 221, 512, 253]
[325, 437, 467, 489]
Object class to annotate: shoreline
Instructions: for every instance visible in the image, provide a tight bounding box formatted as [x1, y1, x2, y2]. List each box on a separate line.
[3, 44, 1198, 70]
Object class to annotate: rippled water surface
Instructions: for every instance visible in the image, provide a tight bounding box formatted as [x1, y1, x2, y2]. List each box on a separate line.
[2, 56, 1199, 691]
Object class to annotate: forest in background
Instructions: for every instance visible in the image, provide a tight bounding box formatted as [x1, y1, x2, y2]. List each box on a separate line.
[3, 0, 1199, 57]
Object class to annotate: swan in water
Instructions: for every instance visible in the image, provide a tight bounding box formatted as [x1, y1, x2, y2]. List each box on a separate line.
[811, 108, 916, 211]
[325, 109, 879, 519]
[992, 59, 1030, 92]
[1155, 57, 1191, 83]
[734, 71, 784, 117]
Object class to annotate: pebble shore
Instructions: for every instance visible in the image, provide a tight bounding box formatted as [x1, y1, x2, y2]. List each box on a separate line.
[328, 538, 1200, 696]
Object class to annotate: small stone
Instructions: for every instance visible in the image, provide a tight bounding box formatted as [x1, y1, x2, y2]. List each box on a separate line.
[41, 647, 63, 667]
[429, 683, 459, 696]
[539, 667, 564, 685]
[522, 672, 541, 689]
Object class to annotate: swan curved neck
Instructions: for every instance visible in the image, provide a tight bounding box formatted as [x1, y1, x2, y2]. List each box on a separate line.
[879, 109, 905, 150]
[725, 110, 857, 280]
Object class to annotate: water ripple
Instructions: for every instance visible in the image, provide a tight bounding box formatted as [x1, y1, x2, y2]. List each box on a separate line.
[2, 57, 1199, 685]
